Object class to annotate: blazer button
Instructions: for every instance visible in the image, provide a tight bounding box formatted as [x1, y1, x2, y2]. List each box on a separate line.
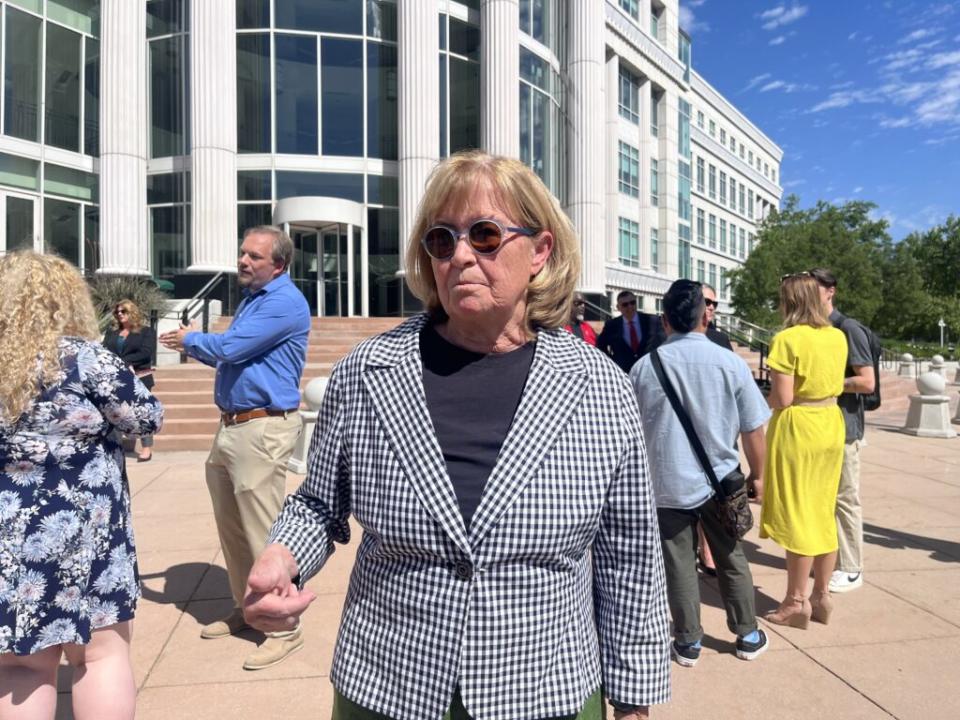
[453, 561, 472, 581]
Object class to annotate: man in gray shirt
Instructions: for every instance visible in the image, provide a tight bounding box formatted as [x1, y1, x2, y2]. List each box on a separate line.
[631, 280, 771, 668]
[811, 268, 875, 594]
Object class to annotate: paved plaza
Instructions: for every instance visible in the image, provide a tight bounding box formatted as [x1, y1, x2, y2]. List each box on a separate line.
[52, 415, 960, 720]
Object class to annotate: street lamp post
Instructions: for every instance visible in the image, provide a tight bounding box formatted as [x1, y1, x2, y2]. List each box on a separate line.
[938, 317, 946, 348]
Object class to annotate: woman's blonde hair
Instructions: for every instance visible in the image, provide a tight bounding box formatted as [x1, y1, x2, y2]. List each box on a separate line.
[404, 150, 581, 334]
[0, 251, 99, 424]
[780, 274, 831, 329]
[113, 298, 145, 332]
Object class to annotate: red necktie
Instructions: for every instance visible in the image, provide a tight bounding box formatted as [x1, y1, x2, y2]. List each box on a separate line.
[629, 320, 640, 353]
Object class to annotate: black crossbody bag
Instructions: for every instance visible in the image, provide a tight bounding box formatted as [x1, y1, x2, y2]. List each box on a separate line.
[650, 347, 754, 540]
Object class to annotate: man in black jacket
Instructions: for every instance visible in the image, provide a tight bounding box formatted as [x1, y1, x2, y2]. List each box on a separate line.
[703, 283, 733, 351]
[597, 290, 664, 373]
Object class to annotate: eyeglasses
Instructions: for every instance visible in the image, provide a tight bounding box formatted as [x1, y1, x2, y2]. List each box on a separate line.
[780, 271, 811, 282]
[704, 298, 719, 308]
[114, 309, 128, 316]
[421, 219, 539, 261]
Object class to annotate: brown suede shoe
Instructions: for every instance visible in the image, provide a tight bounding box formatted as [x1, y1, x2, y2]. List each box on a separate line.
[200, 608, 250, 639]
[243, 626, 304, 671]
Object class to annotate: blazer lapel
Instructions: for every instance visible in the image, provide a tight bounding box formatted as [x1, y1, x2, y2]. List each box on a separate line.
[468, 330, 588, 548]
[361, 317, 471, 557]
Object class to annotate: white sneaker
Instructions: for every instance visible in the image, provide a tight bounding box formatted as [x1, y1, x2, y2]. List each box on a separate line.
[829, 570, 863, 593]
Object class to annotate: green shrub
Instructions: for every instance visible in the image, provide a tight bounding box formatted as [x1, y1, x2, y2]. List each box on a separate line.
[89, 276, 171, 331]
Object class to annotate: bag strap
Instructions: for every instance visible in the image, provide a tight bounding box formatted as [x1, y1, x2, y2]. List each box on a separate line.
[650, 347, 726, 499]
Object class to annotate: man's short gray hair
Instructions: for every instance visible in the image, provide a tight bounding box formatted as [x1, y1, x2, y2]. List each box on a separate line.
[243, 225, 294, 271]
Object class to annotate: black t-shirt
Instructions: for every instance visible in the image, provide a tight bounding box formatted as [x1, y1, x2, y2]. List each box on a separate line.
[420, 324, 535, 529]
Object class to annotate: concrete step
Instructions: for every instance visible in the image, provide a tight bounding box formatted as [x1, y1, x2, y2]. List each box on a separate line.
[151, 434, 216, 452]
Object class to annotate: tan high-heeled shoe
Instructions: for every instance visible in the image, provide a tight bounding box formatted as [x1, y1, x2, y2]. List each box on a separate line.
[810, 591, 834, 625]
[764, 595, 811, 629]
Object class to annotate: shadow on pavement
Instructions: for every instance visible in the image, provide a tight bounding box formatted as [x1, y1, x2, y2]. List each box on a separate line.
[864, 522, 960, 563]
[140, 563, 232, 622]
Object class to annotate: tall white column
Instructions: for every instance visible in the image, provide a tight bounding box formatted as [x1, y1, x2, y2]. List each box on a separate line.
[189, 0, 238, 273]
[604, 54, 620, 264]
[566, 0, 605, 293]
[99, 0, 149, 275]
[481, 0, 519, 157]
[399, 0, 439, 251]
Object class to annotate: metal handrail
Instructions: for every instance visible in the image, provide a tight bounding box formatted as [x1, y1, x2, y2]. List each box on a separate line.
[179, 272, 227, 333]
[582, 297, 613, 321]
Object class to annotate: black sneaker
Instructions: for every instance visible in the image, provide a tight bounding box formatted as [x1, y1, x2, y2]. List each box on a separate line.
[735, 629, 770, 661]
[671, 640, 701, 667]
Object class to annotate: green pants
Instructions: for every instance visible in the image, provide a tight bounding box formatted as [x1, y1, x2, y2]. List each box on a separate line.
[332, 687, 604, 720]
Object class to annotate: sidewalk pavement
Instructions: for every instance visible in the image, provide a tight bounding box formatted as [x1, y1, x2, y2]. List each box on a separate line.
[53, 423, 960, 720]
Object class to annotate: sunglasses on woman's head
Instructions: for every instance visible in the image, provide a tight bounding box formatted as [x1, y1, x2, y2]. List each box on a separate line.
[780, 271, 811, 282]
[421, 219, 540, 261]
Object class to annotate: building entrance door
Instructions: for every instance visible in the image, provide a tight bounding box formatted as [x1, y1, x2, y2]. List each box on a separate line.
[290, 222, 352, 316]
[0, 193, 38, 254]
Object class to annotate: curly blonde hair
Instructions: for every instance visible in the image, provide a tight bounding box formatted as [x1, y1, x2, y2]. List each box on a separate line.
[404, 150, 581, 334]
[112, 299, 145, 332]
[0, 251, 99, 425]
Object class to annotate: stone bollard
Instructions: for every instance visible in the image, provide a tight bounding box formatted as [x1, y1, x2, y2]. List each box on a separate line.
[954, 364, 960, 386]
[898, 353, 915, 378]
[287, 376, 330, 473]
[930, 354, 946, 378]
[901, 372, 957, 438]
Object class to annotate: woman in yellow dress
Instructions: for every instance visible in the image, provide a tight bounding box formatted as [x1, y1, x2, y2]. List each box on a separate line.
[761, 273, 848, 629]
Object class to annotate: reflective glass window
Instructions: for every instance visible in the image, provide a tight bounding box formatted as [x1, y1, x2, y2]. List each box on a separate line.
[237, 33, 271, 153]
[367, 174, 398, 206]
[44, 198, 81, 266]
[367, 1, 397, 41]
[147, 172, 190, 204]
[367, 207, 401, 317]
[150, 36, 189, 157]
[44, 163, 97, 202]
[84, 206, 99, 275]
[275, 171, 363, 202]
[6, 196, 35, 252]
[449, 58, 479, 153]
[8, 0, 41, 13]
[275, 0, 362, 35]
[238, 170, 272, 201]
[275, 34, 317, 154]
[48, 0, 100, 36]
[0, 152, 39, 190]
[366, 42, 397, 160]
[45, 23, 82, 152]
[237, 203, 273, 240]
[151, 205, 191, 278]
[236, 0, 269, 29]
[438, 54, 447, 156]
[85, 38, 99, 156]
[449, 18, 479, 60]
[4, 8, 41, 142]
[322, 38, 363, 157]
[147, 0, 189, 38]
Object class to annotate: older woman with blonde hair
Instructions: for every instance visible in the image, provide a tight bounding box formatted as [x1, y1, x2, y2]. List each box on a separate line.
[243, 150, 671, 720]
[761, 273, 847, 630]
[0, 251, 162, 720]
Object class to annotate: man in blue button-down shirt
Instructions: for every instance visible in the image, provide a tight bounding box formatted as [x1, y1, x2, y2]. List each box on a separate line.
[161, 225, 310, 670]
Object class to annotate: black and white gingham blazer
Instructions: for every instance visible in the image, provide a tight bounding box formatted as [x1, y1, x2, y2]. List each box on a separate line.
[269, 314, 671, 720]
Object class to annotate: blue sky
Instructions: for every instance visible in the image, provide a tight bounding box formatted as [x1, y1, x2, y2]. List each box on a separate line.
[679, 1, 960, 239]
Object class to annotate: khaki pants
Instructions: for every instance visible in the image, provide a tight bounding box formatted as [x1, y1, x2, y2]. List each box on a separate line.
[205, 412, 302, 606]
[835, 440, 863, 573]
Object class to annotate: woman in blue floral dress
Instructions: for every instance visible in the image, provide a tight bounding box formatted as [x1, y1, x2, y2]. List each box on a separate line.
[0, 251, 163, 720]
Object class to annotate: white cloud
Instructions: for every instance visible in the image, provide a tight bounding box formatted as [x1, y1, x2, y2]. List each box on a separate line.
[678, 5, 710, 34]
[743, 73, 772, 92]
[761, 80, 787, 92]
[882, 48, 925, 71]
[769, 35, 787, 46]
[687, 0, 708, 6]
[879, 116, 914, 128]
[782, 179, 807, 189]
[831, 81, 855, 90]
[759, 4, 809, 31]
[898, 28, 940, 44]
[927, 50, 960, 69]
[853, 186, 864, 194]
[848, 31, 858, 41]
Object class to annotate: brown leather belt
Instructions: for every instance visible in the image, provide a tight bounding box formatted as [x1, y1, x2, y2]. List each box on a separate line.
[220, 408, 298, 426]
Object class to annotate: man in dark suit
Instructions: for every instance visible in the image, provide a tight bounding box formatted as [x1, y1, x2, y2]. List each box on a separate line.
[703, 283, 733, 351]
[597, 290, 664, 373]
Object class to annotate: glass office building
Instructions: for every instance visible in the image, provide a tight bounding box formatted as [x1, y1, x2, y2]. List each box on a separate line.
[0, 0, 781, 316]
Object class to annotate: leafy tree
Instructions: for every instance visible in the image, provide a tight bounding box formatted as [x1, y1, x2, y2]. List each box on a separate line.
[907, 215, 960, 298]
[729, 196, 887, 328]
